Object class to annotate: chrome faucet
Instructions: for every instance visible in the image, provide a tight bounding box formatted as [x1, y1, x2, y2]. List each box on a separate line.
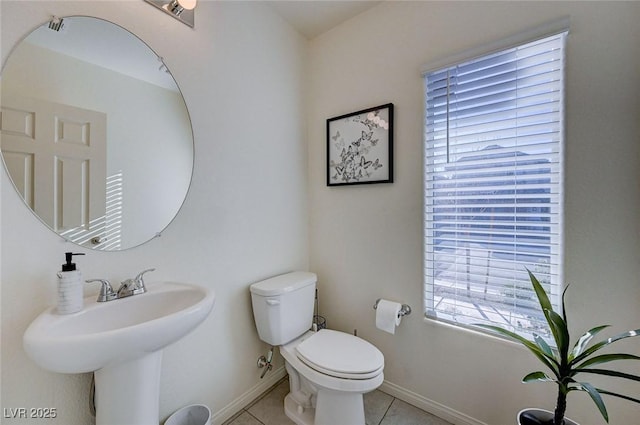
[86, 279, 118, 302]
[117, 268, 155, 298]
[86, 268, 155, 302]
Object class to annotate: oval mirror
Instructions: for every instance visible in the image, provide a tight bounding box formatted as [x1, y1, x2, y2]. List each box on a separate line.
[0, 16, 194, 251]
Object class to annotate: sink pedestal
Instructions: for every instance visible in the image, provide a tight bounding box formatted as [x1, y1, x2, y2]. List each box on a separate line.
[94, 351, 163, 425]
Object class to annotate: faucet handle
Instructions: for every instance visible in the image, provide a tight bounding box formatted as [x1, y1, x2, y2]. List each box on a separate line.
[86, 279, 117, 302]
[134, 268, 155, 289]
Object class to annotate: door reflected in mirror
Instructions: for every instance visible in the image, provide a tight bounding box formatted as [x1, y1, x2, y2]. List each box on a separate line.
[1, 16, 194, 250]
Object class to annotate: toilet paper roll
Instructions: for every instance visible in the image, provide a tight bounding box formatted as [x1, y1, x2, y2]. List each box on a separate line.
[375, 299, 402, 334]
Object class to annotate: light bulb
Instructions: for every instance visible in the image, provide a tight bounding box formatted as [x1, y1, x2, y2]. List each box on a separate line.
[178, 0, 197, 10]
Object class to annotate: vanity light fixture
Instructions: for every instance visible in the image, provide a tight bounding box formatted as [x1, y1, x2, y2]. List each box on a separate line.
[144, 0, 196, 28]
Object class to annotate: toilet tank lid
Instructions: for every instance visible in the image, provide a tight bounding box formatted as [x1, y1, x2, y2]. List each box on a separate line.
[250, 271, 317, 296]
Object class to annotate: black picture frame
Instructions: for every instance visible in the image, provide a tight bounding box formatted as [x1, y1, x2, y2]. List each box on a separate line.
[326, 103, 394, 186]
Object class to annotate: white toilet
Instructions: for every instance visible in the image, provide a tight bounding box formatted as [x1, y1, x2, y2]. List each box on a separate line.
[250, 271, 384, 425]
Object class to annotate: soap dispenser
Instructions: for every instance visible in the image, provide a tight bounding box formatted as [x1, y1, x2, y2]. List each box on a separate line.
[57, 252, 85, 314]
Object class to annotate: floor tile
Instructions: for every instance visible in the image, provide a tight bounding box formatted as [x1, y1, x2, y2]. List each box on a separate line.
[380, 399, 452, 425]
[223, 377, 452, 425]
[246, 379, 296, 425]
[364, 390, 394, 425]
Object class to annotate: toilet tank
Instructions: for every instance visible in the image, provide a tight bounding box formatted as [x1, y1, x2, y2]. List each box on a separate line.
[250, 271, 317, 346]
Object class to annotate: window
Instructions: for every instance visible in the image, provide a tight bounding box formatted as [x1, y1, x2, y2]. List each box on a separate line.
[423, 31, 566, 341]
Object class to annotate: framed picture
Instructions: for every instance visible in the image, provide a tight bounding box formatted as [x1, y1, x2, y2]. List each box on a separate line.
[326, 103, 393, 186]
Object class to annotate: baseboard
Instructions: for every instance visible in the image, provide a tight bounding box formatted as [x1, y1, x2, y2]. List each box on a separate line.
[211, 365, 287, 425]
[210, 370, 486, 425]
[379, 380, 488, 425]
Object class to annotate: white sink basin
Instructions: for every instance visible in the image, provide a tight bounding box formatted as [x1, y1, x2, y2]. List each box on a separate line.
[24, 281, 215, 373]
[23, 281, 214, 425]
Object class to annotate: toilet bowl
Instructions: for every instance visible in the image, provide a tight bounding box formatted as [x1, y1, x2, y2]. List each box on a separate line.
[280, 330, 384, 425]
[249, 272, 385, 425]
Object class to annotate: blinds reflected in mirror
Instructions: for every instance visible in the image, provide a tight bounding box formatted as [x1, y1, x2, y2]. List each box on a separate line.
[60, 171, 123, 250]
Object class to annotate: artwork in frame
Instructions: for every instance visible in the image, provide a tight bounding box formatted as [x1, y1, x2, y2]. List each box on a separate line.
[326, 103, 393, 186]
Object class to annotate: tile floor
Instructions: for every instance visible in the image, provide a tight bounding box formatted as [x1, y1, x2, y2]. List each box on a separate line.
[222, 378, 452, 425]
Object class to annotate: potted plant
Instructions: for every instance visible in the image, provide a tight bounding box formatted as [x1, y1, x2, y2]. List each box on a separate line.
[477, 270, 640, 425]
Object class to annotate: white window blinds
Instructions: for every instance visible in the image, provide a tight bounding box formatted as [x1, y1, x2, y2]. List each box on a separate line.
[423, 32, 566, 340]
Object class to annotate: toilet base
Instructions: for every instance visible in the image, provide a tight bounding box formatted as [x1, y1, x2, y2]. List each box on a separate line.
[284, 390, 365, 425]
[284, 393, 315, 425]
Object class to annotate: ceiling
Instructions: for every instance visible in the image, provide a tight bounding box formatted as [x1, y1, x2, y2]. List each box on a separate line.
[18, 2, 383, 90]
[267, 1, 382, 39]
[24, 17, 178, 91]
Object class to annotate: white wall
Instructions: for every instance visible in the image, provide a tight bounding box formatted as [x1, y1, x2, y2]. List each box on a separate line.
[3, 2, 639, 425]
[308, 2, 640, 425]
[1, 1, 307, 424]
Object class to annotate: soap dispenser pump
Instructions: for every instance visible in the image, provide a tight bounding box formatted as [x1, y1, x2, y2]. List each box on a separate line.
[57, 252, 85, 314]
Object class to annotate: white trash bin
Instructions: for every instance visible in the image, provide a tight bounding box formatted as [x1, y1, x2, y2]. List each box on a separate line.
[164, 404, 211, 425]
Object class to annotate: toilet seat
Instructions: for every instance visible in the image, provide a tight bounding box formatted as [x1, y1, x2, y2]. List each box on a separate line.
[295, 329, 384, 380]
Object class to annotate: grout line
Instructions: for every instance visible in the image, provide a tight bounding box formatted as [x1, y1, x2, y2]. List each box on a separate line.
[377, 396, 396, 425]
[246, 410, 266, 425]
[220, 409, 245, 425]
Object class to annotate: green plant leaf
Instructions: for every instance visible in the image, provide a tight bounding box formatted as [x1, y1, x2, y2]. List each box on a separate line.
[527, 269, 553, 313]
[526, 269, 570, 358]
[576, 382, 609, 423]
[560, 284, 569, 326]
[522, 371, 554, 383]
[575, 368, 640, 382]
[545, 308, 570, 359]
[571, 329, 640, 366]
[474, 324, 560, 376]
[533, 333, 555, 359]
[577, 353, 640, 369]
[596, 388, 640, 405]
[570, 325, 610, 361]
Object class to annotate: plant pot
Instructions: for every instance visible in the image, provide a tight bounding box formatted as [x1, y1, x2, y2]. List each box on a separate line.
[518, 408, 579, 425]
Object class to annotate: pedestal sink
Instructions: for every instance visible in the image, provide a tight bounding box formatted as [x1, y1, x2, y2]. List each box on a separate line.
[23, 281, 215, 425]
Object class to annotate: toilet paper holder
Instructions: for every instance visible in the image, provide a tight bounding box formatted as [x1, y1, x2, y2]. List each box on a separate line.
[373, 299, 412, 318]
